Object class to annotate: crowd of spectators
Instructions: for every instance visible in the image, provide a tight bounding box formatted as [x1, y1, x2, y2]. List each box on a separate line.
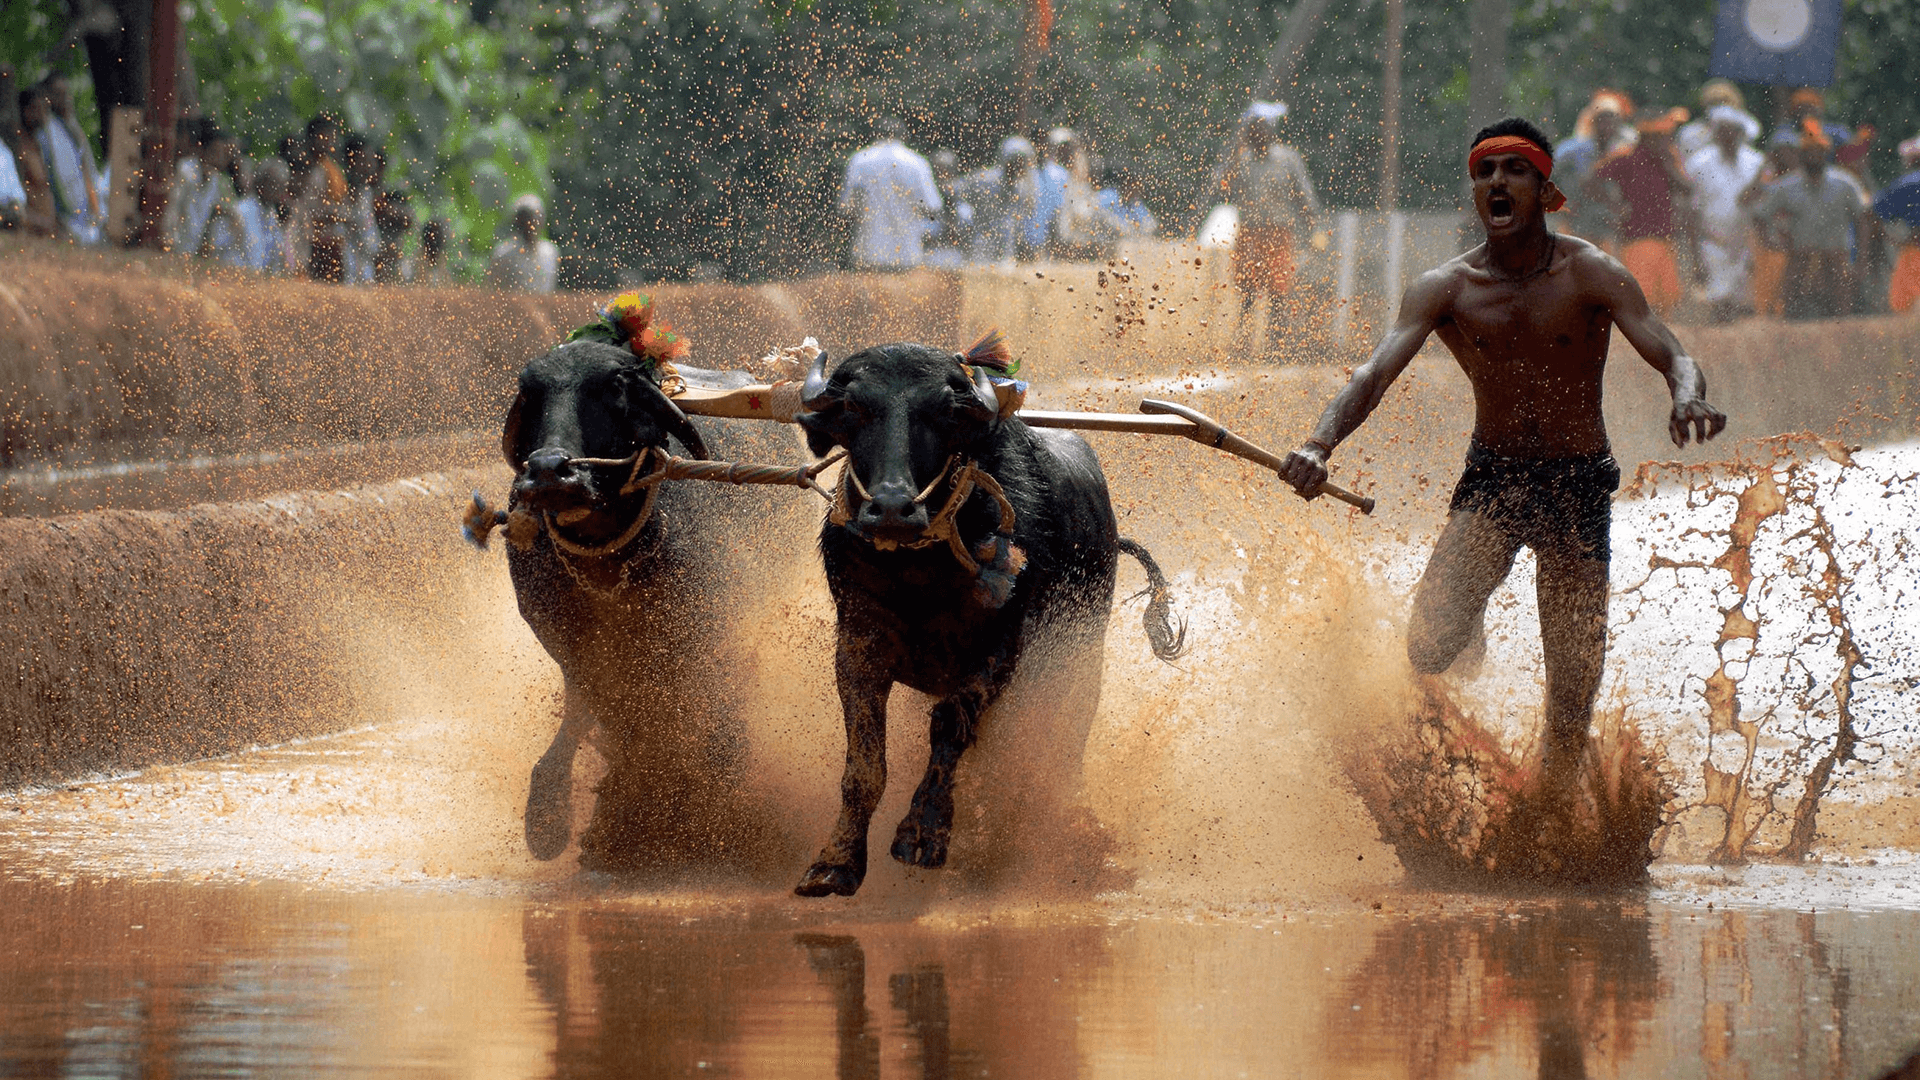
[836, 117, 1158, 271]
[0, 71, 557, 291]
[1553, 82, 1920, 322]
[8, 62, 1920, 321]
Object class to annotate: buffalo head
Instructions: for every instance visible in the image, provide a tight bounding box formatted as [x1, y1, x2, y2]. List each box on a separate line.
[502, 340, 709, 522]
[796, 343, 1001, 546]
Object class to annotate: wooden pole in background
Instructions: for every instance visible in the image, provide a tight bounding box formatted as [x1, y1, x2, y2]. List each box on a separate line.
[138, 0, 178, 249]
[1380, 0, 1403, 212]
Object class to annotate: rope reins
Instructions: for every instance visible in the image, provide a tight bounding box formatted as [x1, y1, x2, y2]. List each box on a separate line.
[463, 442, 1025, 606]
[829, 453, 1018, 575]
[464, 446, 845, 558]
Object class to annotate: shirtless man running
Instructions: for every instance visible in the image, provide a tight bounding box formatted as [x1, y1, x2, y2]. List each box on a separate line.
[1278, 117, 1727, 810]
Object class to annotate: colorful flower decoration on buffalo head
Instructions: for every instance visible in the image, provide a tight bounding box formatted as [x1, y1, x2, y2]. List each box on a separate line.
[566, 291, 693, 378]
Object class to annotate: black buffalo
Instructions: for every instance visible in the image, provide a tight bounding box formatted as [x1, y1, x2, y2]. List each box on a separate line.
[493, 339, 785, 869]
[791, 340, 1184, 897]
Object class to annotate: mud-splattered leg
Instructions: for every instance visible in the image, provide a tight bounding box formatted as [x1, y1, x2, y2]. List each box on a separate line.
[1535, 548, 1610, 806]
[1407, 510, 1521, 674]
[525, 680, 593, 861]
[892, 653, 1016, 869]
[796, 634, 896, 897]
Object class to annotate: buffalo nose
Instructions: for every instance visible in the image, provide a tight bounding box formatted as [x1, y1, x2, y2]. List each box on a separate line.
[859, 485, 928, 531]
[524, 448, 576, 484]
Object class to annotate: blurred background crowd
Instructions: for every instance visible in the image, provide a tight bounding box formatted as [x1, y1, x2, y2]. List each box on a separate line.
[0, 0, 1916, 323]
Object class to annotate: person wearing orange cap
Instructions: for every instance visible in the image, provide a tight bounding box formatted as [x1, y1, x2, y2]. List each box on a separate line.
[1751, 122, 1871, 319]
[1277, 117, 1725, 837]
[1553, 90, 1636, 247]
[1585, 108, 1692, 315]
[1875, 136, 1920, 313]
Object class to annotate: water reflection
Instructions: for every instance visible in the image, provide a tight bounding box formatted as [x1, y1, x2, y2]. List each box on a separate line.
[798, 934, 881, 1080]
[3, 875, 1919, 1078]
[1330, 901, 1658, 1079]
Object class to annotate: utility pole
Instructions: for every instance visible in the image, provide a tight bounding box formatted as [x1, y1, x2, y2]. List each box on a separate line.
[137, 0, 178, 248]
[1380, 0, 1403, 213]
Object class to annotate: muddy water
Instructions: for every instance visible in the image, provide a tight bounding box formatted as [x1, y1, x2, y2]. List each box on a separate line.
[4, 871, 1920, 1078]
[2, 446, 1917, 1077]
[3, 255, 1918, 1073]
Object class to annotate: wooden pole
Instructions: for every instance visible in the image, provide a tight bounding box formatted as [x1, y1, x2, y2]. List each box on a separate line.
[138, 0, 178, 249]
[1380, 0, 1403, 213]
[668, 384, 1376, 514]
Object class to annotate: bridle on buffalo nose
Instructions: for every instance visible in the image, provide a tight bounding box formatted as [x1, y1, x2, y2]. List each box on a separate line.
[834, 451, 961, 518]
[523, 446, 674, 559]
[830, 450, 1023, 594]
[470, 444, 849, 560]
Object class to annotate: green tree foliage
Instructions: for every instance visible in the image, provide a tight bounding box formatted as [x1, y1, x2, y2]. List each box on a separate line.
[184, 0, 571, 273]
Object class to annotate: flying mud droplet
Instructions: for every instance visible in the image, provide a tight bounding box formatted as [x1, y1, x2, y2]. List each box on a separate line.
[1343, 683, 1673, 887]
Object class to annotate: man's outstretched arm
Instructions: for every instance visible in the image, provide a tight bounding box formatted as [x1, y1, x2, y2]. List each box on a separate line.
[1599, 253, 1728, 446]
[1278, 269, 1451, 496]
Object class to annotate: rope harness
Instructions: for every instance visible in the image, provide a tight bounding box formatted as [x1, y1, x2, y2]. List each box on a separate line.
[828, 453, 1027, 607]
[464, 444, 1025, 606]
[463, 446, 845, 558]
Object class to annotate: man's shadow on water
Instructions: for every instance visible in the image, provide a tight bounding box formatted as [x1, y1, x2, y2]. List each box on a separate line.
[1332, 901, 1660, 1080]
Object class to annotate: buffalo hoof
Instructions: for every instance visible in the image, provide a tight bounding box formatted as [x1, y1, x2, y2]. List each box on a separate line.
[890, 820, 950, 869]
[795, 861, 864, 897]
[524, 755, 574, 861]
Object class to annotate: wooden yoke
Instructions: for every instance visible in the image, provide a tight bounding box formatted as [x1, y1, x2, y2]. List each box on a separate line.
[670, 384, 1374, 515]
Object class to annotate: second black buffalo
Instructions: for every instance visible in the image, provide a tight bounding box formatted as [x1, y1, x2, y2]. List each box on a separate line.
[792, 338, 1184, 897]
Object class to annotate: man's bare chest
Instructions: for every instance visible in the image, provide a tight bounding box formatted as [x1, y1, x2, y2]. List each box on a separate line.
[1439, 278, 1611, 364]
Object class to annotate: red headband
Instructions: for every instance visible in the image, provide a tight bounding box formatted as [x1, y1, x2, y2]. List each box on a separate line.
[1468, 136, 1566, 212]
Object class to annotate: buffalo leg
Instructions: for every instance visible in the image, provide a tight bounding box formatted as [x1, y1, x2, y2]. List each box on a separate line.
[526, 680, 592, 861]
[892, 655, 1014, 869]
[796, 634, 895, 897]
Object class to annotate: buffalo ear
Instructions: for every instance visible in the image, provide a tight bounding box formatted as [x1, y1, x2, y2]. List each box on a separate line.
[500, 388, 527, 469]
[794, 410, 841, 459]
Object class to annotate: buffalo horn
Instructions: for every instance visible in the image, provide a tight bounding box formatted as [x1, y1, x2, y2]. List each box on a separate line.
[632, 373, 711, 461]
[800, 348, 836, 410]
[500, 389, 527, 469]
[967, 364, 1000, 421]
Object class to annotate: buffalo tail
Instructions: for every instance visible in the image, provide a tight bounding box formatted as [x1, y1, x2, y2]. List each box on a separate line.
[1117, 537, 1188, 662]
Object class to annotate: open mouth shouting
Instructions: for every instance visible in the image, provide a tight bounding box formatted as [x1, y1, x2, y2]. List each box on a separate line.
[1487, 190, 1515, 227]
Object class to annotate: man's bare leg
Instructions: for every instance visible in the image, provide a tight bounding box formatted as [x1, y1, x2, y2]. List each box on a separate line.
[1407, 510, 1521, 675]
[1533, 547, 1610, 806]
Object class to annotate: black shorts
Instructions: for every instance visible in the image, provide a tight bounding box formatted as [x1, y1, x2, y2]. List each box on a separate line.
[1448, 442, 1620, 561]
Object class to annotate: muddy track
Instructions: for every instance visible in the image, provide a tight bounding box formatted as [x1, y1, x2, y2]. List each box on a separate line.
[0, 470, 502, 787]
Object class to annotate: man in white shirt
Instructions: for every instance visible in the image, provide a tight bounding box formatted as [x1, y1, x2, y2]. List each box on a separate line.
[0, 138, 25, 228]
[33, 75, 102, 243]
[488, 193, 559, 292]
[838, 117, 939, 271]
[1685, 105, 1765, 323]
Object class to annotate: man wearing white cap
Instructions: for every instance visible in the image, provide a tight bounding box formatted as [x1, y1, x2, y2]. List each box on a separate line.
[1686, 104, 1766, 322]
[1220, 103, 1321, 360]
[488, 193, 560, 292]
